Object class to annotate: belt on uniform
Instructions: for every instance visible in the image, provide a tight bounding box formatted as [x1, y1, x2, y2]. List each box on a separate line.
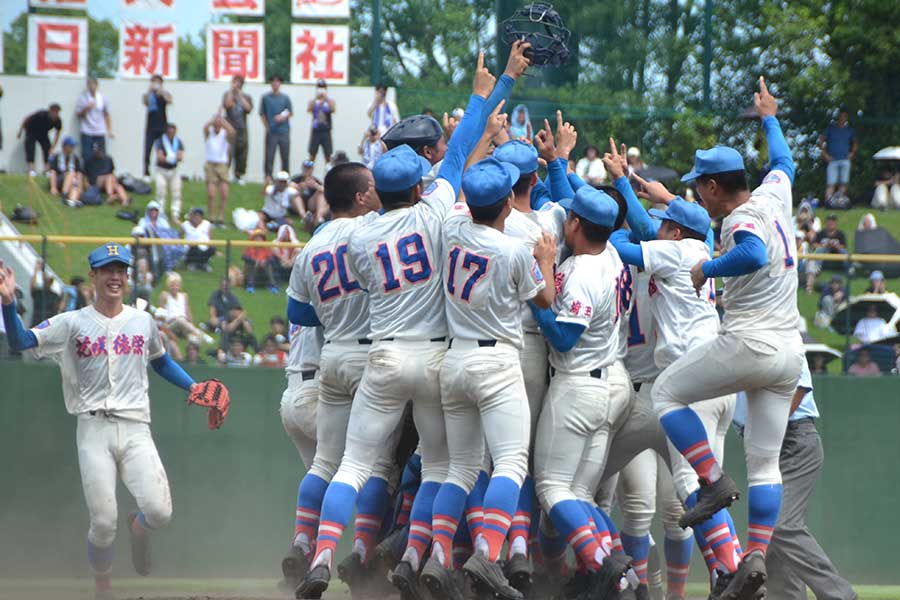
[549, 366, 604, 379]
[786, 417, 815, 430]
[448, 338, 497, 349]
[88, 410, 117, 418]
[301, 369, 316, 381]
[524, 331, 542, 336]
[326, 339, 372, 345]
[380, 336, 447, 343]
[633, 382, 643, 392]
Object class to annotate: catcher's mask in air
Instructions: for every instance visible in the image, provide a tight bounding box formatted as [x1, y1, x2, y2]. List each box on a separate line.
[500, 2, 571, 67]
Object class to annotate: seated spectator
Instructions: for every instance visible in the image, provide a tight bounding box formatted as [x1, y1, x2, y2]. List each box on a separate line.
[814, 214, 848, 254]
[866, 270, 888, 294]
[853, 304, 891, 344]
[217, 338, 252, 367]
[793, 200, 822, 234]
[137, 201, 171, 236]
[857, 212, 878, 231]
[264, 315, 290, 352]
[155, 122, 185, 222]
[253, 336, 287, 368]
[182, 208, 215, 272]
[135, 200, 186, 276]
[294, 160, 327, 230]
[508, 104, 532, 140]
[207, 277, 255, 349]
[576, 144, 607, 187]
[814, 275, 847, 328]
[331, 150, 350, 167]
[242, 229, 278, 294]
[626, 147, 646, 174]
[61, 275, 90, 312]
[872, 167, 900, 210]
[18, 102, 62, 176]
[273, 223, 299, 281]
[158, 272, 214, 346]
[183, 341, 206, 366]
[48, 137, 83, 207]
[810, 354, 828, 375]
[358, 125, 384, 170]
[848, 348, 881, 377]
[84, 143, 130, 206]
[261, 170, 302, 229]
[893, 343, 900, 375]
[30, 260, 60, 326]
[134, 257, 154, 302]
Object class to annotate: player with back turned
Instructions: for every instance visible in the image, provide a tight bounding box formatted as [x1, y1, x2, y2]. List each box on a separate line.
[652, 77, 803, 600]
[0, 246, 229, 600]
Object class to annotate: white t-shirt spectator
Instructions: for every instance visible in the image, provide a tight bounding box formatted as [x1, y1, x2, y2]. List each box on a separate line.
[205, 128, 230, 164]
[853, 316, 890, 343]
[576, 157, 607, 185]
[183, 218, 212, 252]
[75, 91, 109, 136]
[262, 184, 299, 220]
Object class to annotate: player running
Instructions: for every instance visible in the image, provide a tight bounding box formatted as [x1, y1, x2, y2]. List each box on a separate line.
[652, 77, 803, 599]
[0, 245, 229, 600]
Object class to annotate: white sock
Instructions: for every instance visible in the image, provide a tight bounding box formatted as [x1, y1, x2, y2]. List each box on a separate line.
[352, 539, 367, 564]
[474, 534, 489, 558]
[293, 532, 310, 555]
[312, 548, 332, 569]
[510, 536, 528, 557]
[433, 542, 447, 566]
[401, 547, 421, 572]
[594, 547, 609, 566]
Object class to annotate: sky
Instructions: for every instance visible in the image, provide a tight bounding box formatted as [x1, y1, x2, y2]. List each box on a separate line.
[2, 0, 213, 40]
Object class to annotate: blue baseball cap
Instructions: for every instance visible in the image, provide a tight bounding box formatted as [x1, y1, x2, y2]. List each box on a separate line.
[648, 196, 711, 236]
[373, 144, 432, 193]
[461, 157, 520, 207]
[681, 146, 745, 182]
[88, 243, 133, 269]
[62, 136, 77, 147]
[559, 186, 618, 227]
[493, 140, 539, 175]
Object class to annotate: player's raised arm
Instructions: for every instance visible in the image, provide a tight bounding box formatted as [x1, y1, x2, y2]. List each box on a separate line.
[0, 261, 38, 352]
[604, 137, 674, 241]
[609, 229, 645, 269]
[755, 76, 795, 184]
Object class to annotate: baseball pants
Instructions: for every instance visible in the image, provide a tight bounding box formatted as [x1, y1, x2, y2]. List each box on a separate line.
[521, 332, 550, 442]
[332, 339, 449, 491]
[155, 167, 182, 220]
[280, 371, 319, 468]
[654, 330, 803, 488]
[76, 415, 172, 549]
[765, 419, 857, 600]
[440, 342, 530, 493]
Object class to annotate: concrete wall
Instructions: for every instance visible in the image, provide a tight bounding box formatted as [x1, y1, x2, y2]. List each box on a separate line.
[0, 75, 392, 180]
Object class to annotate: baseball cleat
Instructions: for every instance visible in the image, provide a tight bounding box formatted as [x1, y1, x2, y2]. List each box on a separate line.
[504, 553, 533, 596]
[374, 524, 410, 572]
[420, 555, 464, 600]
[678, 474, 740, 529]
[720, 551, 766, 600]
[295, 564, 330, 599]
[562, 571, 592, 600]
[634, 583, 650, 600]
[94, 589, 116, 600]
[463, 552, 524, 600]
[591, 554, 633, 600]
[337, 552, 367, 593]
[707, 568, 734, 600]
[127, 512, 151, 576]
[282, 545, 310, 587]
[389, 559, 425, 600]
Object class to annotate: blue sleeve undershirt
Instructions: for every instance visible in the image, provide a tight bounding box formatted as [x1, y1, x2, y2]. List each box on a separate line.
[531, 178, 552, 210]
[547, 157, 575, 203]
[614, 176, 659, 241]
[567, 172, 586, 192]
[762, 116, 794, 184]
[1, 301, 38, 351]
[287, 296, 322, 327]
[529, 303, 587, 353]
[150, 353, 195, 391]
[437, 93, 487, 194]
[610, 229, 644, 269]
[702, 230, 767, 277]
[481, 74, 514, 127]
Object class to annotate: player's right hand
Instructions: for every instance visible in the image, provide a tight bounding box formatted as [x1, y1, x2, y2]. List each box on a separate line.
[504, 40, 532, 80]
[533, 232, 557, 265]
[442, 112, 460, 139]
[690, 259, 708, 296]
[473, 51, 496, 99]
[754, 76, 778, 119]
[602, 137, 628, 180]
[633, 173, 677, 204]
[555, 110, 578, 160]
[534, 120, 557, 163]
[0, 260, 17, 305]
[484, 100, 508, 139]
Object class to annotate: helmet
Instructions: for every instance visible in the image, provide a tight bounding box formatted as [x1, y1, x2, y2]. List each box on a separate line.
[500, 3, 571, 68]
[382, 114, 444, 151]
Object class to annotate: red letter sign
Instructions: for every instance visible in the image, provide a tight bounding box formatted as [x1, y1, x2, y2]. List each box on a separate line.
[291, 24, 349, 85]
[207, 24, 265, 83]
[27, 16, 87, 78]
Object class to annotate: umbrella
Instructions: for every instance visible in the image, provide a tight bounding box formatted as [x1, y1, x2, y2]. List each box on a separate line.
[636, 165, 679, 182]
[831, 292, 900, 335]
[804, 342, 842, 366]
[873, 147, 900, 161]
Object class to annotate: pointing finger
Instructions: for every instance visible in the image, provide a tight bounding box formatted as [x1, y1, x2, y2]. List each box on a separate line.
[609, 137, 618, 156]
[477, 51, 485, 71]
[759, 75, 768, 95]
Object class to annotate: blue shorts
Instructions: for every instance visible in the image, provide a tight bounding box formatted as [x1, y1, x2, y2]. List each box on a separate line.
[826, 159, 851, 186]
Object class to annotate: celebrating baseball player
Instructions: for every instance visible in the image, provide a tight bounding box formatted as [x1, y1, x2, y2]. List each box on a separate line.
[651, 76, 803, 599]
[0, 245, 229, 600]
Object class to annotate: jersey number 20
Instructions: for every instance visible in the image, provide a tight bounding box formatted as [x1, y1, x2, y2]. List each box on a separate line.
[312, 244, 360, 302]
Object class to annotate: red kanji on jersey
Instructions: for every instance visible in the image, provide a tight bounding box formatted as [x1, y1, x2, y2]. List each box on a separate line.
[570, 300, 582, 315]
[648, 275, 658, 297]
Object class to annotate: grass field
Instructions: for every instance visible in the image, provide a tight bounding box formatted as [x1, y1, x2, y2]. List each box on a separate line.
[2, 173, 899, 365]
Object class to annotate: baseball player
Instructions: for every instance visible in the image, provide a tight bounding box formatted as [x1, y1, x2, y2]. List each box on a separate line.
[0, 246, 228, 600]
[417, 155, 555, 600]
[652, 77, 803, 599]
[283, 162, 385, 589]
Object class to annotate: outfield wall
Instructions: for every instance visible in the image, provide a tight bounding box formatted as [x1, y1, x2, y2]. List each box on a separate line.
[0, 362, 897, 584]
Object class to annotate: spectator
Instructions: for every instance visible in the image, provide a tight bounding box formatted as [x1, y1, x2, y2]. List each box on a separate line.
[204, 116, 235, 228]
[75, 76, 113, 158]
[134, 257, 154, 302]
[142, 74, 171, 180]
[866, 270, 888, 294]
[261, 171, 302, 229]
[217, 338, 253, 367]
[367, 83, 398, 135]
[810, 354, 828, 375]
[137, 200, 171, 237]
[508, 104, 532, 140]
[265, 315, 290, 352]
[793, 200, 822, 234]
[626, 146, 646, 174]
[848, 348, 881, 377]
[242, 228, 278, 295]
[853, 304, 890, 344]
[182, 208, 215, 272]
[331, 150, 350, 167]
[29, 260, 60, 326]
[358, 125, 384, 170]
[308, 79, 335, 165]
[207, 277, 254, 349]
[183, 342, 206, 366]
[61, 275, 91, 312]
[806, 214, 847, 281]
[422, 106, 435, 118]
[0, 287, 26, 360]
[272, 223, 300, 281]
[894, 343, 900, 375]
[158, 272, 214, 346]
[260, 74, 292, 181]
[84, 143, 130, 206]
[815, 275, 847, 328]
[819, 108, 858, 201]
[155, 123, 184, 221]
[17, 102, 62, 176]
[294, 160, 327, 230]
[222, 74, 253, 185]
[872, 167, 900, 210]
[576, 144, 607, 187]
[253, 336, 287, 368]
[48, 137, 84, 207]
[857, 212, 878, 231]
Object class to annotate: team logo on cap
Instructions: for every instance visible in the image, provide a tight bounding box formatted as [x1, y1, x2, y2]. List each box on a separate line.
[36, 320, 51, 330]
[106, 245, 119, 256]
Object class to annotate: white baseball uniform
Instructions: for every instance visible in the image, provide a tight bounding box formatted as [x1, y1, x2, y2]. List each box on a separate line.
[440, 207, 545, 492]
[280, 324, 324, 467]
[287, 214, 377, 483]
[28, 305, 172, 550]
[504, 202, 566, 437]
[330, 178, 461, 492]
[653, 169, 804, 489]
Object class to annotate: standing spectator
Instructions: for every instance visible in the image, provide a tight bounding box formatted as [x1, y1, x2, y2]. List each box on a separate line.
[294, 160, 327, 230]
[242, 228, 278, 294]
[261, 171, 302, 228]
[575, 144, 607, 187]
[253, 336, 287, 368]
[358, 125, 384, 170]
[48, 137, 84, 207]
[142, 74, 171, 180]
[29, 260, 60, 326]
[155, 123, 184, 221]
[260, 74, 292, 181]
[182, 208, 215, 271]
[84, 143, 130, 206]
[158, 272, 214, 345]
[75, 77, 113, 158]
[367, 83, 398, 135]
[507, 104, 531, 140]
[61, 276, 91, 312]
[17, 103, 62, 176]
[222, 74, 253, 185]
[204, 116, 235, 228]
[819, 108, 858, 201]
[853, 305, 890, 344]
[207, 277, 254, 348]
[307, 79, 335, 165]
[848, 348, 881, 376]
[866, 270, 888, 294]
